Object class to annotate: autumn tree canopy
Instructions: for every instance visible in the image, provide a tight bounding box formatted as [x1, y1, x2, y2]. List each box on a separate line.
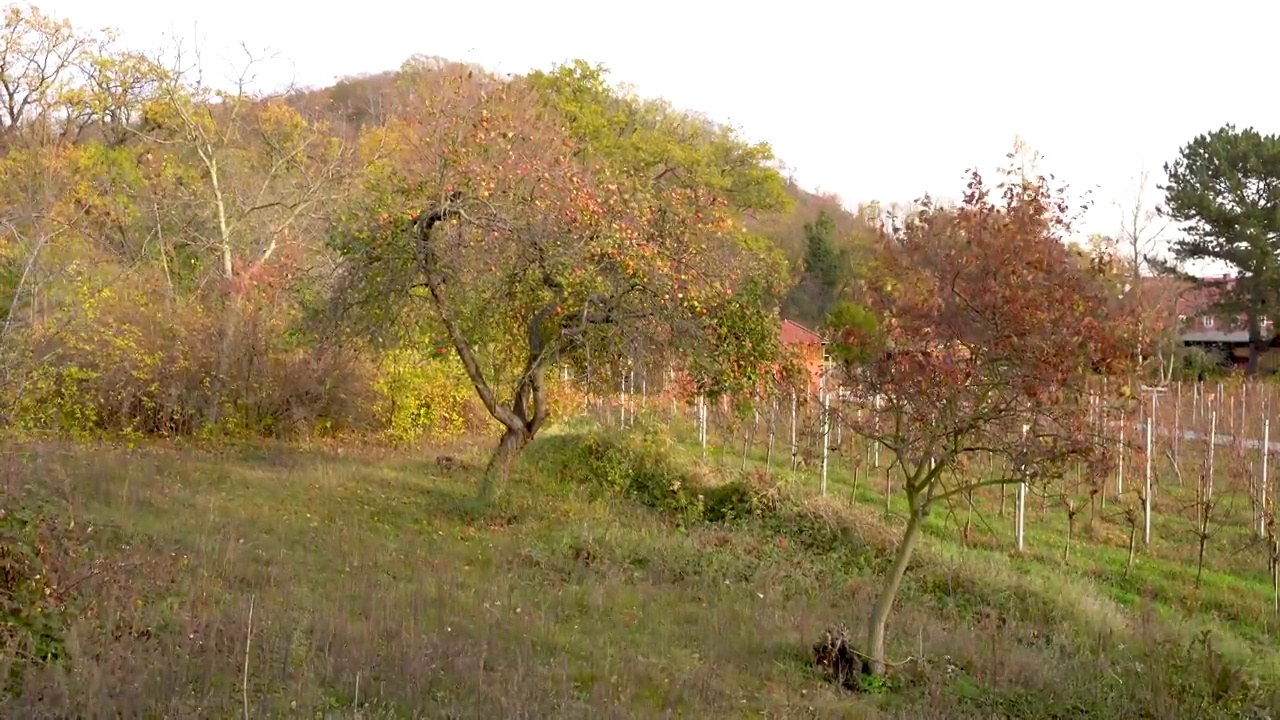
[0, 2, 840, 444]
[327, 64, 794, 494]
[527, 61, 795, 401]
[830, 162, 1135, 676]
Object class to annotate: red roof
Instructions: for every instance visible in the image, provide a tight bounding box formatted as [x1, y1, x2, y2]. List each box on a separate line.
[780, 318, 823, 346]
[1139, 275, 1235, 317]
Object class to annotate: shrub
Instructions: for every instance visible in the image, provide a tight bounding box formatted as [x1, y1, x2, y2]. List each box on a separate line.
[1178, 345, 1231, 380]
[0, 502, 75, 695]
[542, 373, 586, 425]
[2, 265, 375, 440]
[570, 430, 705, 522]
[558, 427, 785, 526]
[702, 470, 784, 522]
[371, 347, 476, 445]
[6, 267, 212, 438]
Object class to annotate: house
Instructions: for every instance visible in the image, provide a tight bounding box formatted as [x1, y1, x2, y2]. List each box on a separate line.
[662, 318, 828, 402]
[1180, 329, 1280, 372]
[779, 318, 827, 397]
[1146, 275, 1280, 370]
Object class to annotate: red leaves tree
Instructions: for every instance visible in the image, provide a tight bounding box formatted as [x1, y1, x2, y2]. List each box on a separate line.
[832, 162, 1134, 675]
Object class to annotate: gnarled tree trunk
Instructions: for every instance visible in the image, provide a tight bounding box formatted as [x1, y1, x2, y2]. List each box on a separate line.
[482, 427, 529, 499]
[415, 201, 555, 500]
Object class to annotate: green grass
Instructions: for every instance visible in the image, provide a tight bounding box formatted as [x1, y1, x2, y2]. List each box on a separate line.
[3, 414, 1280, 718]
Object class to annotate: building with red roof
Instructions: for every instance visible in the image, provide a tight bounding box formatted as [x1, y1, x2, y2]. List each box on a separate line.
[779, 318, 826, 396]
[1143, 274, 1280, 371]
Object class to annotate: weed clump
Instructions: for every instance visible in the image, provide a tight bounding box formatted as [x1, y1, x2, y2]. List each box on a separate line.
[571, 430, 704, 520]
[702, 469, 784, 522]
[566, 429, 787, 525]
[811, 623, 868, 691]
[0, 500, 81, 696]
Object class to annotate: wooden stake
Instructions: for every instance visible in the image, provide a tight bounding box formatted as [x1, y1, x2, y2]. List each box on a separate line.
[1144, 418, 1153, 545]
[1016, 423, 1028, 552]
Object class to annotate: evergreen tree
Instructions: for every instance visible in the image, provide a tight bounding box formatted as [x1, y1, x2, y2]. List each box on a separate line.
[803, 210, 840, 291]
[1162, 125, 1280, 375]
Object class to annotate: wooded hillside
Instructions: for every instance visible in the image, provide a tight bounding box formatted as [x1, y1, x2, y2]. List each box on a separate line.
[0, 6, 868, 444]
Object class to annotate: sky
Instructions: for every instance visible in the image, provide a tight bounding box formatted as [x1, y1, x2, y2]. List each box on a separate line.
[46, 0, 1280, 247]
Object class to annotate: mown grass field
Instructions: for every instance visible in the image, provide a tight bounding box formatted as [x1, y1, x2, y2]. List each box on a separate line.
[3, 414, 1280, 718]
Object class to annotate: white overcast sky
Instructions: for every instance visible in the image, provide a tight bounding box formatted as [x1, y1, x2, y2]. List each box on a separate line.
[45, 0, 1280, 243]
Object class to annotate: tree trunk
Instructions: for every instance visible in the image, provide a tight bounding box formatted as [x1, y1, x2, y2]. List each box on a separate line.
[1195, 532, 1208, 589]
[1063, 510, 1075, 565]
[765, 402, 776, 473]
[1125, 519, 1137, 577]
[414, 200, 556, 502]
[1248, 304, 1265, 377]
[480, 427, 530, 501]
[206, 292, 242, 428]
[962, 492, 973, 543]
[865, 502, 925, 676]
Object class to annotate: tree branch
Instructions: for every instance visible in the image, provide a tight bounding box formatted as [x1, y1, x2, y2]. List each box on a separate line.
[415, 194, 524, 432]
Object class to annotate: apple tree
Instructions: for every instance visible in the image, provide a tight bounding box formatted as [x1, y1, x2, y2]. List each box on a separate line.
[327, 64, 788, 496]
[526, 60, 792, 402]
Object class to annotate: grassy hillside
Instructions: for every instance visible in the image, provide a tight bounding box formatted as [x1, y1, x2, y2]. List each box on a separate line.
[4, 412, 1277, 718]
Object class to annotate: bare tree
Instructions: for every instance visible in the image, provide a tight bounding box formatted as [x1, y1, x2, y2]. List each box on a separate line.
[136, 39, 352, 424]
[1116, 166, 1170, 279]
[1110, 168, 1178, 377]
[0, 4, 90, 141]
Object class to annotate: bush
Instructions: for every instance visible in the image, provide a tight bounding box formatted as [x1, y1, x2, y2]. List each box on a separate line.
[556, 428, 786, 527]
[0, 501, 76, 696]
[6, 268, 214, 438]
[1178, 346, 1231, 380]
[371, 347, 478, 445]
[2, 266, 376, 440]
[541, 373, 586, 425]
[570, 430, 705, 522]
[702, 470, 784, 522]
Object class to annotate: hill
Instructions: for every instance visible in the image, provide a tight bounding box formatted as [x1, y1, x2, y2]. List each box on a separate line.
[309, 60, 865, 274]
[0, 11, 838, 444]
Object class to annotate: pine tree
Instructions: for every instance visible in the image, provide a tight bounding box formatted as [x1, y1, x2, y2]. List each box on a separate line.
[1162, 125, 1280, 375]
